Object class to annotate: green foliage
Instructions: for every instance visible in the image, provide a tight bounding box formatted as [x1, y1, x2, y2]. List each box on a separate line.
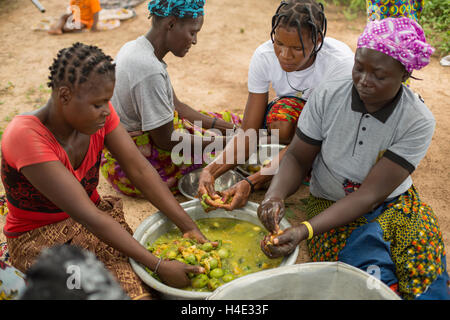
[421, 0, 450, 56]
[325, 0, 449, 56]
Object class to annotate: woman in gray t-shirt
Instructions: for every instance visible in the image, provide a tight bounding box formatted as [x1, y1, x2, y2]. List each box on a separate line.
[101, 0, 241, 197]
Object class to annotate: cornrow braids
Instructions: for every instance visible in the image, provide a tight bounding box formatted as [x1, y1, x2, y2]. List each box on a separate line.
[47, 42, 115, 89]
[271, 0, 327, 58]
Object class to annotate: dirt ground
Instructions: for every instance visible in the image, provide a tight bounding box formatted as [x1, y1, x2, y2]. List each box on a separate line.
[0, 0, 449, 269]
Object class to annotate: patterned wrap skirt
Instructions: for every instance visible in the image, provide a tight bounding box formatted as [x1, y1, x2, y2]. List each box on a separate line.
[367, 0, 424, 21]
[305, 186, 449, 300]
[263, 96, 306, 129]
[6, 196, 156, 300]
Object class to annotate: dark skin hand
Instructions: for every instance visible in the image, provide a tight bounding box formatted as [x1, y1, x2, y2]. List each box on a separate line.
[260, 48, 412, 258]
[147, 116, 226, 152]
[259, 137, 319, 234]
[257, 197, 285, 234]
[173, 91, 235, 135]
[21, 74, 213, 288]
[211, 147, 289, 211]
[261, 226, 306, 259]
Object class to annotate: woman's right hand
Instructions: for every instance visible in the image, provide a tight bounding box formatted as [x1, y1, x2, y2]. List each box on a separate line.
[157, 259, 205, 288]
[257, 197, 285, 233]
[212, 180, 252, 211]
[197, 168, 220, 204]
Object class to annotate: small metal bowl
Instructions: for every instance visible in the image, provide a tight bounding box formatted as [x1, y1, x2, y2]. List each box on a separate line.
[178, 168, 244, 200]
[237, 144, 286, 176]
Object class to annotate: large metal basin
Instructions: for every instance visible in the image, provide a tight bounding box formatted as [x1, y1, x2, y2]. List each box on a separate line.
[130, 200, 299, 300]
[207, 262, 401, 300]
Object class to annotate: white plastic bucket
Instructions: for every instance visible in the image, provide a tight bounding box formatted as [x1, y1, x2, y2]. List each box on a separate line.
[207, 262, 401, 300]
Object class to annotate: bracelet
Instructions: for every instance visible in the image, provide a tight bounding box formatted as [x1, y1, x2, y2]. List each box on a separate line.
[211, 118, 217, 129]
[301, 221, 314, 240]
[154, 257, 162, 274]
[243, 176, 255, 193]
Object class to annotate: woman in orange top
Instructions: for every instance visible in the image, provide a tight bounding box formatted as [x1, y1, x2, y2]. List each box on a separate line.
[1, 42, 212, 299]
[49, 0, 101, 35]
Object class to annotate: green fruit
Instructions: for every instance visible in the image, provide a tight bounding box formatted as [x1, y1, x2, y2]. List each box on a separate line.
[217, 248, 229, 259]
[166, 250, 177, 259]
[209, 258, 219, 270]
[182, 240, 192, 247]
[185, 254, 197, 265]
[207, 278, 222, 291]
[176, 257, 186, 263]
[209, 268, 224, 278]
[201, 200, 209, 210]
[201, 242, 214, 252]
[202, 193, 211, 201]
[222, 273, 234, 283]
[191, 274, 209, 288]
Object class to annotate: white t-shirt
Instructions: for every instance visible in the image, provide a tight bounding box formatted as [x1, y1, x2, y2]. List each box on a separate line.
[247, 37, 354, 100]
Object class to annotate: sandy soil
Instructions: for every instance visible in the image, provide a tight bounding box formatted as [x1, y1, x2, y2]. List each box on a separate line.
[0, 0, 449, 269]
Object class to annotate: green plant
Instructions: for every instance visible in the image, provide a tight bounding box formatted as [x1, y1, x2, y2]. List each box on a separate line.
[421, 0, 450, 56]
[0, 81, 14, 96]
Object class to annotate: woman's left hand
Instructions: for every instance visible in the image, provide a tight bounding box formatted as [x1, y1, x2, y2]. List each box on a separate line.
[183, 229, 218, 247]
[211, 180, 251, 211]
[257, 197, 285, 233]
[260, 227, 303, 258]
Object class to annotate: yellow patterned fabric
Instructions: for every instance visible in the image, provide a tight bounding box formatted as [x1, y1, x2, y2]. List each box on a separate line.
[367, 0, 424, 22]
[378, 188, 447, 298]
[306, 196, 368, 261]
[305, 186, 449, 300]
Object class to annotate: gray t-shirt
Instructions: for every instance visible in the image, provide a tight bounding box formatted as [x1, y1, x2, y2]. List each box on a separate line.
[112, 36, 174, 132]
[297, 75, 435, 201]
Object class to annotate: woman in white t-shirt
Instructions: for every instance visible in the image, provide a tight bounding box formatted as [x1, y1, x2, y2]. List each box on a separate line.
[198, 0, 354, 210]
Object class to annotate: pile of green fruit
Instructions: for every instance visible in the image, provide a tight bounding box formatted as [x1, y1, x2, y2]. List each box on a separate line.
[146, 238, 237, 291]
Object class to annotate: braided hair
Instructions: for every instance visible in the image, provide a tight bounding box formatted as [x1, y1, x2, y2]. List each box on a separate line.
[271, 0, 327, 58]
[47, 42, 115, 90]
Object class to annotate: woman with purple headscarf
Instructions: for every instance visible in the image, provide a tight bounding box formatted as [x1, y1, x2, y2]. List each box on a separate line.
[257, 17, 449, 300]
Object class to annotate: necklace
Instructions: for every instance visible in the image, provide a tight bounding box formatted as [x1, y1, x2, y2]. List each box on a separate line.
[285, 71, 309, 97]
[284, 55, 317, 97]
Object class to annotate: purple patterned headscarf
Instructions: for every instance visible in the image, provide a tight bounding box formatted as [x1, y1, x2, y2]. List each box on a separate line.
[357, 17, 434, 73]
